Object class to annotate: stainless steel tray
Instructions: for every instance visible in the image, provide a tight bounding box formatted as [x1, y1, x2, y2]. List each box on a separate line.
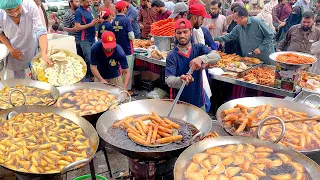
[269, 51, 317, 66]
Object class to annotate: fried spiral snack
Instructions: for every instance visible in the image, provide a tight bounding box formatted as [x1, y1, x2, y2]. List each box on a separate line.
[150, 18, 175, 36]
[276, 53, 315, 64]
[244, 67, 275, 86]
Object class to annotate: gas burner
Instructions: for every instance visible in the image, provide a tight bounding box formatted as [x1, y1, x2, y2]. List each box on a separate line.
[128, 157, 177, 180]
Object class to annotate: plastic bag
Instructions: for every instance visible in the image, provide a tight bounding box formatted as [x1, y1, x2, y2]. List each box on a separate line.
[147, 88, 169, 99]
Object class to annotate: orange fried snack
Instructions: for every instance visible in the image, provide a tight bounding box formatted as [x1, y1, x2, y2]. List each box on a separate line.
[150, 18, 175, 36]
[276, 53, 315, 64]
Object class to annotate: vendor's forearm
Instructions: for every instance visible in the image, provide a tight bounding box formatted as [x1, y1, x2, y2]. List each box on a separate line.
[63, 27, 76, 33]
[91, 65, 104, 81]
[123, 69, 130, 90]
[199, 50, 221, 65]
[39, 34, 48, 57]
[165, 76, 182, 89]
[128, 31, 134, 41]
[74, 23, 92, 31]
[0, 33, 13, 51]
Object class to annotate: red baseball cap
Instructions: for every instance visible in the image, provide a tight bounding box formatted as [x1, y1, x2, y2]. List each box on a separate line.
[102, 31, 116, 49]
[174, 19, 192, 30]
[189, 4, 210, 18]
[102, 8, 111, 18]
[115, 1, 129, 11]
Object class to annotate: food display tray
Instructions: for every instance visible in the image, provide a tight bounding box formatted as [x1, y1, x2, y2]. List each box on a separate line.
[135, 54, 166, 67]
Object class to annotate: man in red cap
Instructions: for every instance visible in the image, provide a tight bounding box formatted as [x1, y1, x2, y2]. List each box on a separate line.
[165, 19, 220, 110]
[90, 31, 130, 90]
[112, 0, 135, 90]
[98, 8, 112, 40]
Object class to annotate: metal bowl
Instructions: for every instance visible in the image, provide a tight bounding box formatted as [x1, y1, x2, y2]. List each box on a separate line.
[174, 136, 320, 180]
[0, 44, 9, 72]
[0, 105, 99, 175]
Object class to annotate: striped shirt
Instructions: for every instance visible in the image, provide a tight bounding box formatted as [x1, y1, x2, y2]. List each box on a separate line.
[63, 9, 77, 38]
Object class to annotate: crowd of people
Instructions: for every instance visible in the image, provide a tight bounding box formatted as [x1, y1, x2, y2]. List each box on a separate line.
[1, 0, 320, 109]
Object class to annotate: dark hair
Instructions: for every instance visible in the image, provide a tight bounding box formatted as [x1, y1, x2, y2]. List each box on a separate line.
[316, 16, 320, 23]
[52, 22, 59, 31]
[233, 6, 248, 17]
[317, 0, 320, 3]
[210, 0, 222, 8]
[103, 15, 110, 20]
[69, 0, 73, 7]
[230, 3, 242, 11]
[303, 11, 315, 19]
[151, 0, 165, 7]
[179, 11, 187, 16]
[186, 12, 193, 20]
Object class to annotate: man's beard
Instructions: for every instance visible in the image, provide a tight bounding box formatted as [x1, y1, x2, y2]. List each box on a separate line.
[194, 23, 200, 29]
[302, 26, 312, 31]
[141, 5, 147, 9]
[178, 38, 190, 46]
[211, 12, 219, 19]
[290, 2, 295, 5]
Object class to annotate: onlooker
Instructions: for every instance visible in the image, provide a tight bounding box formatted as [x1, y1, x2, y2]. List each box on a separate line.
[224, 3, 242, 55]
[152, 0, 172, 21]
[98, 9, 112, 39]
[34, 0, 48, 31]
[277, 11, 320, 53]
[164, 0, 175, 12]
[90, 0, 101, 30]
[293, 0, 311, 11]
[275, 6, 302, 41]
[138, 0, 157, 39]
[51, 22, 63, 34]
[214, 6, 275, 65]
[316, 15, 320, 28]
[203, 0, 228, 38]
[91, 31, 130, 89]
[256, 3, 275, 32]
[310, 40, 320, 74]
[112, 1, 134, 90]
[125, 0, 140, 38]
[99, 0, 116, 18]
[272, 0, 292, 29]
[168, 2, 188, 20]
[74, 0, 100, 81]
[63, 0, 83, 58]
[315, 0, 320, 15]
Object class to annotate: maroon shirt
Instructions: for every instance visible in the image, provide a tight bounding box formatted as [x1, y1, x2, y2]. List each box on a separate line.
[156, 10, 172, 21]
[138, 7, 157, 38]
[272, 3, 292, 23]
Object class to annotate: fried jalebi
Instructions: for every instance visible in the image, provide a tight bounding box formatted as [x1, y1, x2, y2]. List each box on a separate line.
[150, 18, 175, 36]
[244, 67, 275, 86]
[133, 39, 153, 48]
[276, 53, 315, 64]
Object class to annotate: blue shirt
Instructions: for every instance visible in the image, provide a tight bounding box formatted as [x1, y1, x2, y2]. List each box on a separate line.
[112, 14, 133, 55]
[165, 44, 210, 108]
[98, 21, 112, 39]
[126, 4, 140, 38]
[91, 42, 129, 79]
[75, 6, 96, 42]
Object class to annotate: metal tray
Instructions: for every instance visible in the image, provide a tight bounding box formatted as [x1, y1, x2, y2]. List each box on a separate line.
[269, 51, 317, 66]
[216, 97, 320, 154]
[0, 105, 99, 175]
[174, 136, 320, 180]
[294, 91, 320, 109]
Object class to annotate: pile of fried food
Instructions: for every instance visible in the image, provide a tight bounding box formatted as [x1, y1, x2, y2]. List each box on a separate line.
[55, 89, 117, 116]
[244, 67, 275, 86]
[276, 53, 316, 64]
[201, 131, 219, 140]
[33, 50, 86, 86]
[112, 112, 182, 146]
[150, 49, 168, 60]
[0, 112, 92, 173]
[133, 39, 153, 49]
[0, 85, 55, 109]
[184, 144, 309, 180]
[214, 51, 261, 68]
[221, 104, 320, 151]
[299, 71, 320, 91]
[150, 18, 175, 36]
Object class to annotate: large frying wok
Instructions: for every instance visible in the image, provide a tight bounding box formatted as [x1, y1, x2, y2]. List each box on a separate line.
[57, 82, 130, 122]
[96, 99, 212, 160]
[216, 97, 320, 163]
[174, 136, 320, 180]
[0, 105, 99, 176]
[0, 79, 60, 107]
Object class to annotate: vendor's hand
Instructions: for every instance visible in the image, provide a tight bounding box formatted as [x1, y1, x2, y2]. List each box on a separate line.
[279, 21, 286, 27]
[180, 74, 194, 85]
[190, 57, 202, 71]
[10, 48, 23, 61]
[100, 79, 109, 84]
[253, 48, 261, 55]
[139, 23, 144, 29]
[42, 54, 54, 67]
